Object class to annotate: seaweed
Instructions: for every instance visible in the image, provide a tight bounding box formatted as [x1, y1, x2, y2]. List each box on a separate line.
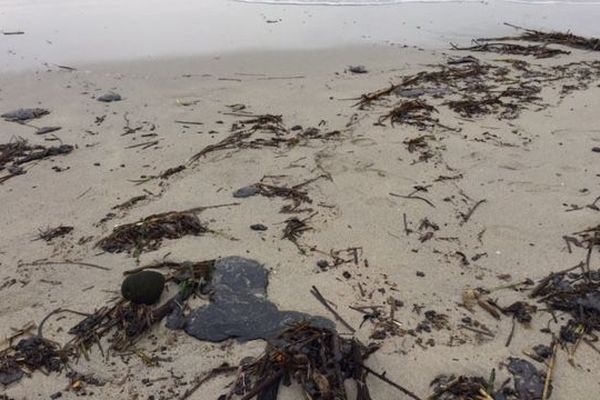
[0, 337, 67, 386]
[227, 323, 420, 400]
[482, 24, 600, 52]
[0, 138, 74, 183]
[36, 226, 74, 242]
[96, 209, 209, 254]
[377, 100, 439, 130]
[451, 41, 570, 59]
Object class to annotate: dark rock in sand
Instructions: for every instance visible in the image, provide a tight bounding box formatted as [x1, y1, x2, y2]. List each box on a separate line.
[1, 108, 49, 122]
[250, 223, 268, 231]
[97, 92, 122, 102]
[592, 146, 600, 153]
[183, 257, 334, 342]
[121, 270, 165, 305]
[233, 184, 260, 198]
[507, 357, 547, 400]
[0, 365, 24, 386]
[348, 65, 368, 74]
[36, 126, 62, 135]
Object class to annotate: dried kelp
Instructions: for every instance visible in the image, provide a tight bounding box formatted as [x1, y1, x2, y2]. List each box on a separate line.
[227, 323, 396, 400]
[354, 62, 491, 109]
[282, 213, 316, 253]
[36, 225, 73, 242]
[237, 175, 323, 213]
[378, 100, 439, 130]
[1, 108, 49, 122]
[68, 260, 215, 354]
[483, 24, 600, 52]
[429, 373, 497, 400]
[451, 41, 570, 59]
[189, 114, 286, 161]
[403, 135, 436, 163]
[96, 209, 209, 254]
[189, 114, 336, 161]
[529, 266, 600, 345]
[0, 138, 74, 183]
[0, 336, 68, 386]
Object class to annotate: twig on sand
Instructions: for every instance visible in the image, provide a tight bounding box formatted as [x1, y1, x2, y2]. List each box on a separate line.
[310, 285, 355, 333]
[19, 259, 110, 271]
[179, 365, 237, 400]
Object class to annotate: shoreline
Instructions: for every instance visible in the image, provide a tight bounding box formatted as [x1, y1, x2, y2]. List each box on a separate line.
[2, 0, 600, 71]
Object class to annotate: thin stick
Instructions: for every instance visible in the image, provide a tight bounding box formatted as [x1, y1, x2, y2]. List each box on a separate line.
[174, 120, 204, 125]
[179, 365, 237, 400]
[505, 318, 516, 347]
[542, 341, 558, 400]
[461, 199, 486, 224]
[311, 286, 355, 333]
[19, 260, 110, 271]
[389, 193, 435, 208]
[458, 324, 495, 338]
[360, 364, 422, 400]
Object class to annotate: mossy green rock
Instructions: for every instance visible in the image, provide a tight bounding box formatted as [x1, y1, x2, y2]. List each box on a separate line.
[121, 271, 165, 305]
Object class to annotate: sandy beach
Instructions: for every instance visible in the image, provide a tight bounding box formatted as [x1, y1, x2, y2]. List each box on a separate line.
[2, 1, 600, 399]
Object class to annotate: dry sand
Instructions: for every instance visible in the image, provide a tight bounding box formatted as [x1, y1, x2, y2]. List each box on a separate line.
[1, 42, 600, 399]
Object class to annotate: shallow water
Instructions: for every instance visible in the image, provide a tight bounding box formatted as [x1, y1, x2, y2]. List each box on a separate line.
[1, 0, 599, 71]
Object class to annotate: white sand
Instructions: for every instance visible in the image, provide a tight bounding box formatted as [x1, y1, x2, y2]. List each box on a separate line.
[1, 16, 600, 400]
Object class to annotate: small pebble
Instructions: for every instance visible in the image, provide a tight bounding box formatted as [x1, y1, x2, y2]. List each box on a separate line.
[97, 92, 122, 102]
[250, 224, 268, 231]
[348, 65, 368, 74]
[416, 271, 426, 277]
[592, 147, 600, 153]
[316, 260, 329, 270]
[233, 185, 260, 198]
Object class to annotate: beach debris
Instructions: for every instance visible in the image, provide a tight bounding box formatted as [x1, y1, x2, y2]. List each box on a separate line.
[0, 138, 74, 183]
[378, 100, 439, 130]
[97, 203, 237, 253]
[235, 175, 322, 212]
[121, 270, 166, 305]
[96, 208, 209, 254]
[484, 23, 600, 52]
[97, 92, 122, 102]
[429, 372, 498, 400]
[35, 126, 62, 135]
[184, 257, 333, 342]
[66, 260, 214, 354]
[189, 114, 337, 162]
[226, 323, 375, 400]
[1, 108, 49, 122]
[349, 65, 369, 74]
[451, 41, 570, 58]
[529, 262, 600, 345]
[111, 194, 148, 210]
[282, 213, 316, 253]
[36, 225, 74, 242]
[2, 31, 25, 35]
[0, 336, 67, 386]
[227, 322, 423, 400]
[507, 358, 547, 400]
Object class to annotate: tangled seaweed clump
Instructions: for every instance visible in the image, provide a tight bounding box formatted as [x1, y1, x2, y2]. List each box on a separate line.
[97, 209, 209, 254]
[228, 323, 379, 400]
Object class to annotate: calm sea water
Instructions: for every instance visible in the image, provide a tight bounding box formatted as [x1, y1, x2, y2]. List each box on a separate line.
[1, 0, 599, 71]
[235, 0, 600, 4]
